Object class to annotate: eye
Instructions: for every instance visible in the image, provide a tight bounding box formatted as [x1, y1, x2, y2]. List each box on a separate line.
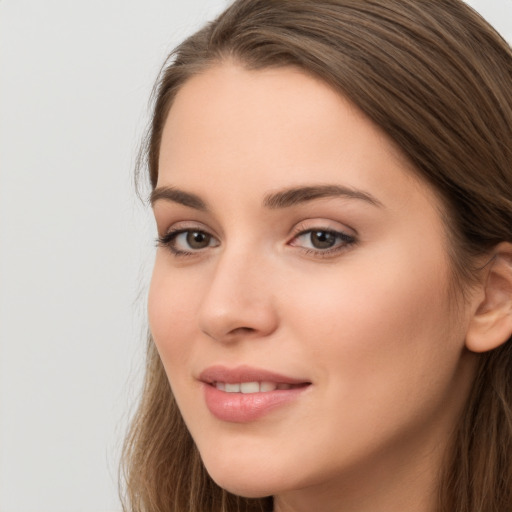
[158, 228, 219, 255]
[290, 228, 356, 254]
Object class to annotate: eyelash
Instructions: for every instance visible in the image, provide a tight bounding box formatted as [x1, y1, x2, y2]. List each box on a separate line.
[156, 226, 357, 258]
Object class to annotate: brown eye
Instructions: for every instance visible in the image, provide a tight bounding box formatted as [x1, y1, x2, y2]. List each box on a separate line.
[310, 230, 337, 249]
[186, 231, 212, 249]
[158, 228, 219, 255]
[290, 228, 356, 255]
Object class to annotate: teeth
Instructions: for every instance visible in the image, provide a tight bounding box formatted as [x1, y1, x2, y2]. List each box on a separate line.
[240, 382, 259, 393]
[260, 381, 277, 392]
[214, 381, 281, 393]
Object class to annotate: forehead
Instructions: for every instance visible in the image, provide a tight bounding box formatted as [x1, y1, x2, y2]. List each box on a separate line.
[158, 62, 435, 210]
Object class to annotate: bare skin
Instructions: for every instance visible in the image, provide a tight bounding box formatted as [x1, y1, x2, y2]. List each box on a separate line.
[149, 63, 483, 512]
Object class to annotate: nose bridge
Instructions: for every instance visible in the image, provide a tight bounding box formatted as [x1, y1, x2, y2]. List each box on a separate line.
[197, 242, 278, 341]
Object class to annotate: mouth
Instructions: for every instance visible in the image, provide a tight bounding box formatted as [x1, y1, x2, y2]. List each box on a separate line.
[199, 365, 311, 422]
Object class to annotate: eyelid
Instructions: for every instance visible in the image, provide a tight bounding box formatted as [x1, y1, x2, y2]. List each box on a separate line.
[291, 219, 357, 238]
[156, 218, 211, 235]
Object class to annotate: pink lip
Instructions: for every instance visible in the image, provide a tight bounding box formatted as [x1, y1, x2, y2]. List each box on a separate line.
[199, 365, 311, 423]
[199, 365, 308, 385]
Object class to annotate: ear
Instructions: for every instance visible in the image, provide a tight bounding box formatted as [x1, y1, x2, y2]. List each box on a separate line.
[466, 243, 512, 353]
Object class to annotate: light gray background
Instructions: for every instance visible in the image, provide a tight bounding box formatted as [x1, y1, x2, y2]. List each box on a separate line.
[1, 1, 511, 511]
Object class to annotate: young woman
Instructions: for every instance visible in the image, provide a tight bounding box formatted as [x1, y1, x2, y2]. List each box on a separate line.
[122, 1, 512, 511]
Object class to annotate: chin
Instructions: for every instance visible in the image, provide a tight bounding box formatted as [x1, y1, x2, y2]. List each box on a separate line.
[208, 471, 276, 498]
[201, 453, 290, 498]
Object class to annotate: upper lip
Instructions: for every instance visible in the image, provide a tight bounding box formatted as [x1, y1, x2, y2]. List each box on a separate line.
[199, 365, 310, 385]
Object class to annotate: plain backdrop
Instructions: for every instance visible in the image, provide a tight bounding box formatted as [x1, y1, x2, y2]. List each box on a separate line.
[1, 1, 511, 511]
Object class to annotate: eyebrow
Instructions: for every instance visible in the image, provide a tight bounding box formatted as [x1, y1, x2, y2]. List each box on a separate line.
[150, 184, 383, 210]
[150, 186, 208, 210]
[263, 185, 383, 209]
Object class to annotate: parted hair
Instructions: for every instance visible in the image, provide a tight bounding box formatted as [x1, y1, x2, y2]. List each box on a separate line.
[122, 1, 512, 511]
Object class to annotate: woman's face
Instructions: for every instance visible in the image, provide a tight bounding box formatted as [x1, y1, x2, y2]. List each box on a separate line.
[149, 63, 478, 507]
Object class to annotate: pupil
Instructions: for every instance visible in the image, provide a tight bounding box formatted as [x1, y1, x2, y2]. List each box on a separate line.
[187, 231, 210, 249]
[311, 231, 335, 249]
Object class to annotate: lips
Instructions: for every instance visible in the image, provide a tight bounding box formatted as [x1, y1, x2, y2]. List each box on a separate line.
[199, 365, 311, 422]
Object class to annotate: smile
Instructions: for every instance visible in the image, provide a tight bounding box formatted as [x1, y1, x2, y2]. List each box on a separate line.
[213, 381, 303, 393]
[199, 366, 311, 422]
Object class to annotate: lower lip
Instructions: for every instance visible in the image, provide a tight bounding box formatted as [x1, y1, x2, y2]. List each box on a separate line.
[203, 384, 309, 423]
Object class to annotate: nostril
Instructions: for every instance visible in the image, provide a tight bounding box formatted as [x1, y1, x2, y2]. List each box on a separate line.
[229, 326, 256, 336]
[200, 324, 258, 342]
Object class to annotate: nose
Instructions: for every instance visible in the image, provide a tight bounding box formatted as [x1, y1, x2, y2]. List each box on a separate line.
[197, 249, 279, 343]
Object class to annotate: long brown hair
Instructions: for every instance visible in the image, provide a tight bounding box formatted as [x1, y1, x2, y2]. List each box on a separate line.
[122, 1, 512, 511]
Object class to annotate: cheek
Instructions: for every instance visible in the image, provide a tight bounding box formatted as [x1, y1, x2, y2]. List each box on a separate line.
[267, 249, 469, 476]
[147, 258, 200, 369]
[284, 244, 462, 405]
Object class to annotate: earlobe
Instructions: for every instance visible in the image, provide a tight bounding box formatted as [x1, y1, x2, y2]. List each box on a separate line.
[466, 243, 512, 353]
